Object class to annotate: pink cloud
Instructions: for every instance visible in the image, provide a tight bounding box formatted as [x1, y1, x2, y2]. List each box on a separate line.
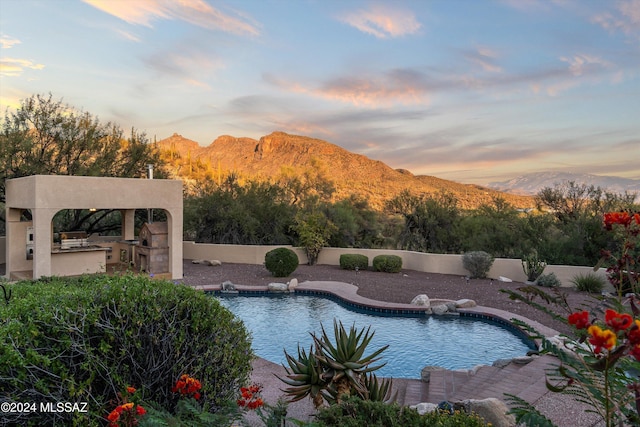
[83, 0, 260, 36]
[338, 4, 421, 38]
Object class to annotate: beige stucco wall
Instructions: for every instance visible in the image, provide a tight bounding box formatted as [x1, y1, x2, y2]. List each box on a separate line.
[182, 241, 608, 288]
[51, 250, 107, 276]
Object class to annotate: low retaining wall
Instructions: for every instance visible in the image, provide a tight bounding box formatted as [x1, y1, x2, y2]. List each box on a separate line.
[183, 241, 608, 288]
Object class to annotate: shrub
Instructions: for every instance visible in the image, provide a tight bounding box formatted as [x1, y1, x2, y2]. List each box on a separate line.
[314, 396, 489, 426]
[0, 275, 252, 426]
[462, 251, 494, 279]
[264, 247, 299, 277]
[537, 272, 561, 287]
[372, 255, 403, 273]
[339, 254, 369, 271]
[571, 272, 606, 293]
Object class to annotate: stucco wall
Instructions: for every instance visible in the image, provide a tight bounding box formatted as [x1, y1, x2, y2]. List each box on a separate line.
[182, 241, 608, 288]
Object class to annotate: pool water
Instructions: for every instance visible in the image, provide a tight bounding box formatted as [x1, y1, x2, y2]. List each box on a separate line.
[217, 293, 534, 379]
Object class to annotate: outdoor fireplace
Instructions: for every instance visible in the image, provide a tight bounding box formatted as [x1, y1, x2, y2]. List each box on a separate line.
[135, 222, 169, 274]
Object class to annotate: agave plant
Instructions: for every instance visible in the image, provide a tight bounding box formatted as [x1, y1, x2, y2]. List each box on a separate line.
[313, 320, 389, 402]
[277, 320, 392, 409]
[362, 373, 397, 403]
[277, 345, 327, 409]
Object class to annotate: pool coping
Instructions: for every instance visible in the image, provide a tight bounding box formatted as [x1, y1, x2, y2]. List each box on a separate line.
[194, 279, 559, 346]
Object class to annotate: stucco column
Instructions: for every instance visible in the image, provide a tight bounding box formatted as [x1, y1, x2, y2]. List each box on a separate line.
[121, 209, 136, 240]
[4, 208, 23, 279]
[32, 208, 56, 279]
[167, 208, 183, 279]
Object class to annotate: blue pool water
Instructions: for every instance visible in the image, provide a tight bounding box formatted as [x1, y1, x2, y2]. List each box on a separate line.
[216, 293, 534, 379]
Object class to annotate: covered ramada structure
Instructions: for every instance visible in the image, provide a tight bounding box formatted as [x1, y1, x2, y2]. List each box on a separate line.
[4, 175, 183, 280]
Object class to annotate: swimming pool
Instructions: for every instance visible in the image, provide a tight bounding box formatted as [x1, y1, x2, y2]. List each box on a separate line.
[216, 292, 535, 379]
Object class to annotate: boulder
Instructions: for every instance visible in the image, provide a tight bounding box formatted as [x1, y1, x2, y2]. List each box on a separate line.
[498, 276, 513, 282]
[191, 259, 205, 264]
[221, 280, 236, 291]
[268, 282, 288, 292]
[420, 365, 446, 383]
[431, 304, 448, 315]
[287, 278, 298, 291]
[204, 259, 222, 266]
[445, 301, 457, 312]
[455, 298, 477, 308]
[411, 294, 430, 307]
[457, 398, 516, 427]
[410, 402, 438, 415]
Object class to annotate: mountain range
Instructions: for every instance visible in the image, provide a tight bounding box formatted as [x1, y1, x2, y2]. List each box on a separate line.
[157, 131, 536, 210]
[489, 172, 640, 197]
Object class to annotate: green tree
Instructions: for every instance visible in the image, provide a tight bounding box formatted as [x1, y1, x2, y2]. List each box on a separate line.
[324, 195, 384, 248]
[386, 190, 461, 253]
[184, 176, 295, 245]
[0, 94, 166, 233]
[291, 210, 337, 265]
[535, 181, 638, 265]
[458, 197, 533, 258]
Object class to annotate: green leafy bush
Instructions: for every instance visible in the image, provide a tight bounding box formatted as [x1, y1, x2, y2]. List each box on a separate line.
[265, 247, 299, 277]
[537, 272, 561, 287]
[570, 272, 606, 293]
[339, 254, 369, 271]
[0, 275, 252, 426]
[372, 255, 403, 273]
[462, 251, 494, 279]
[314, 396, 489, 426]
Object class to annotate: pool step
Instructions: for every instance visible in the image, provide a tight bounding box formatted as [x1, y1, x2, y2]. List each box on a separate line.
[420, 355, 557, 406]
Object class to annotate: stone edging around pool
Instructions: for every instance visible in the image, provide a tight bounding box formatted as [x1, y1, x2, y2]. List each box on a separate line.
[191, 280, 559, 347]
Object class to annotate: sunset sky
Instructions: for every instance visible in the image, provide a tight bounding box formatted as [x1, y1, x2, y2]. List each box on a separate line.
[1, 0, 638, 184]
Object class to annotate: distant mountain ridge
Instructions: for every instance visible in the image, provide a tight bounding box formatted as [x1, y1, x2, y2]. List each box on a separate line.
[157, 131, 535, 210]
[489, 172, 640, 197]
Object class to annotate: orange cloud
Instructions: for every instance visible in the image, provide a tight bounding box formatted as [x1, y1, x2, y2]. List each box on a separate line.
[338, 4, 421, 38]
[0, 58, 45, 77]
[0, 35, 21, 49]
[264, 72, 429, 107]
[83, 0, 260, 36]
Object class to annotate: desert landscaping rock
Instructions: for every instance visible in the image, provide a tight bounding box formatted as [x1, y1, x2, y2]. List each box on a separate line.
[455, 298, 477, 308]
[431, 304, 448, 315]
[267, 282, 288, 292]
[456, 398, 516, 427]
[410, 294, 430, 307]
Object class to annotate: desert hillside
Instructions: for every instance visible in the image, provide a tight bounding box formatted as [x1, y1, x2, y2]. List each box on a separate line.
[157, 131, 535, 210]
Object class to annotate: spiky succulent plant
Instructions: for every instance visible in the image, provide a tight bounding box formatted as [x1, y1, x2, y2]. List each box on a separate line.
[278, 320, 391, 408]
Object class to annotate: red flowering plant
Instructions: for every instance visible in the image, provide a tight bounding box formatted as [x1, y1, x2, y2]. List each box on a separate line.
[172, 374, 203, 401]
[502, 211, 640, 427]
[599, 212, 640, 296]
[106, 386, 147, 427]
[237, 383, 265, 410]
[235, 382, 289, 426]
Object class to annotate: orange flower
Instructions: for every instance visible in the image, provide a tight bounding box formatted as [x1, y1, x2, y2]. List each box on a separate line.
[588, 325, 617, 353]
[126, 386, 136, 394]
[604, 309, 633, 332]
[568, 311, 591, 329]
